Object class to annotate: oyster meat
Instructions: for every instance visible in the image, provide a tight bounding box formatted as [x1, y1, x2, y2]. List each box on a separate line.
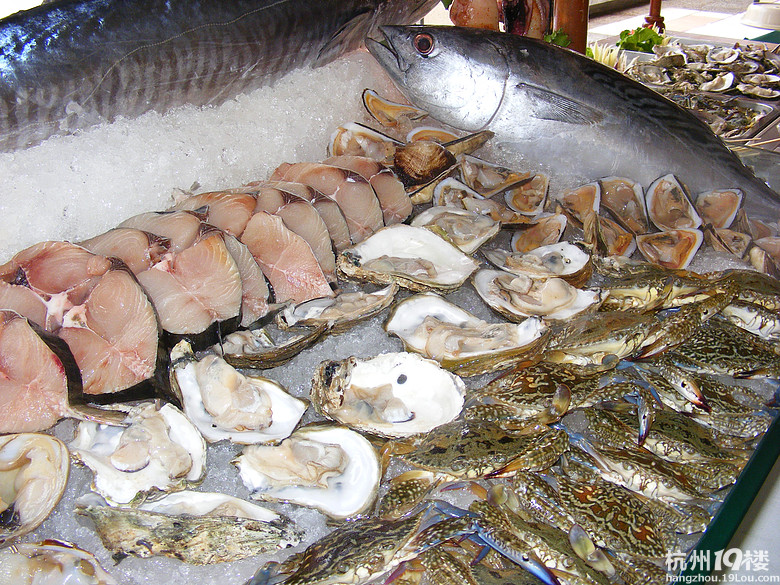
[311, 352, 465, 437]
[70, 402, 207, 504]
[337, 224, 480, 292]
[277, 284, 398, 333]
[0, 433, 69, 545]
[235, 425, 380, 519]
[0, 540, 117, 585]
[410, 206, 500, 254]
[170, 341, 306, 444]
[483, 242, 592, 287]
[384, 292, 547, 376]
[472, 268, 602, 322]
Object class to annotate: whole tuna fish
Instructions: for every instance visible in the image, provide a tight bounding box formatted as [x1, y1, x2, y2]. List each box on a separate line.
[367, 25, 780, 223]
[0, 0, 438, 151]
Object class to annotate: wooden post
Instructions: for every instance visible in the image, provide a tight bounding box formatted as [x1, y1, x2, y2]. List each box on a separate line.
[644, 0, 665, 31]
[552, 0, 589, 54]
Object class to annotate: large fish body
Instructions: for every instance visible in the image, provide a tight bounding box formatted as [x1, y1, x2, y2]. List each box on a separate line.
[0, 0, 438, 151]
[368, 25, 780, 223]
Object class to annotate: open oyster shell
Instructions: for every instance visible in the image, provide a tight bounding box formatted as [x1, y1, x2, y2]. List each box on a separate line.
[410, 206, 500, 254]
[169, 341, 306, 445]
[0, 433, 69, 545]
[337, 224, 480, 292]
[276, 284, 398, 333]
[76, 491, 301, 564]
[483, 242, 592, 287]
[70, 402, 207, 505]
[384, 293, 547, 376]
[216, 324, 328, 369]
[0, 539, 117, 584]
[234, 425, 380, 519]
[472, 269, 602, 322]
[310, 352, 465, 437]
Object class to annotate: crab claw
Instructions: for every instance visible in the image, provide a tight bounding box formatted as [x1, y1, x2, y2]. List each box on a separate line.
[568, 524, 616, 577]
[476, 529, 562, 585]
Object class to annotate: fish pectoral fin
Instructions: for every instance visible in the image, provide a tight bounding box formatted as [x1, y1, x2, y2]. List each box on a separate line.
[516, 83, 604, 125]
[314, 9, 374, 67]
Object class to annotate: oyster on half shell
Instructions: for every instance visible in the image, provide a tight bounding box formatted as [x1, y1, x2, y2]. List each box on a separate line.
[472, 269, 602, 322]
[170, 341, 306, 444]
[0, 433, 69, 545]
[0, 540, 117, 585]
[70, 402, 207, 505]
[235, 425, 380, 519]
[483, 242, 592, 287]
[384, 293, 547, 376]
[337, 224, 480, 292]
[311, 352, 465, 437]
[410, 206, 500, 254]
[276, 284, 398, 333]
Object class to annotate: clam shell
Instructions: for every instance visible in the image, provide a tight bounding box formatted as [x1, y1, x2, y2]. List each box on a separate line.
[646, 174, 702, 231]
[636, 228, 703, 270]
[695, 189, 743, 229]
[599, 176, 648, 234]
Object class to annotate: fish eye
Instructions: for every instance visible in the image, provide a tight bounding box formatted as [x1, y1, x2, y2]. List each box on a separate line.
[413, 33, 435, 56]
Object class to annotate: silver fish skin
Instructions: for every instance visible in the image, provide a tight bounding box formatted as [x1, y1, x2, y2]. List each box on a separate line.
[0, 0, 437, 151]
[367, 25, 780, 223]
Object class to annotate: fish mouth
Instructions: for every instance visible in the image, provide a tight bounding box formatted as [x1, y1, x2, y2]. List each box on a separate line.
[366, 26, 407, 73]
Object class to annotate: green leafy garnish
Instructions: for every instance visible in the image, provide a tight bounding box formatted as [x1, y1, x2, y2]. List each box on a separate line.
[616, 27, 665, 53]
[544, 28, 571, 48]
[440, 0, 453, 9]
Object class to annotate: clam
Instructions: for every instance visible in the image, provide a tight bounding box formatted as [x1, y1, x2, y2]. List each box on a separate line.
[410, 206, 500, 254]
[472, 268, 602, 322]
[510, 213, 568, 253]
[235, 425, 381, 519]
[406, 126, 460, 143]
[503, 173, 549, 216]
[277, 283, 398, 333]
[336, 224, 480, 292]
[636, 228, 703, 270]
[76, 491, 301, 564]
[703, 225, 752, 259]
[383, 292, 548, 376]
[169, 341, 307, 444]
[592, 214, 637, 257]
[362, 88, 428, 127]
[646, 174, 702, 231]
[599, 176, 648, 234]
[483, 242, 592, 287]
[557, 182, 601, 226]
[393, 140, 457, 188]
[310, 352, 465, 437]
[0, 540, 117, 584]
[69, 401, 207, 505]
[328, 122, 401, 163]
[695, 189, 743, 229]
[0, 433, 69, 545]
[458, 155, 547, 214]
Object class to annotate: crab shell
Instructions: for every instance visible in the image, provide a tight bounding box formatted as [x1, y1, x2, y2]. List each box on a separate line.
[336, 224, 480, 292]
[310, 352, 466, 437]
[384, 292, 548, 376]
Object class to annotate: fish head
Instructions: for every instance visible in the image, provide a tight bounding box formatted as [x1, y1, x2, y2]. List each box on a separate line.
[367, 25, 507, 132]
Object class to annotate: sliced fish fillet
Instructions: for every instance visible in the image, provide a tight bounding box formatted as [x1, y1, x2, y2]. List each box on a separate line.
[58, 268, 159, 395]
[79, 227, 171, 274]
[241, 211, 334, 304]
[254, 185, 337, 281]
[137, 232, 242, 334]
[118, 210, 203, 252]
[223, 234, 270, 327]
[171, 190, 257, 237]
[270, 162, 384, 243]
[325, 155, 412, 224]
